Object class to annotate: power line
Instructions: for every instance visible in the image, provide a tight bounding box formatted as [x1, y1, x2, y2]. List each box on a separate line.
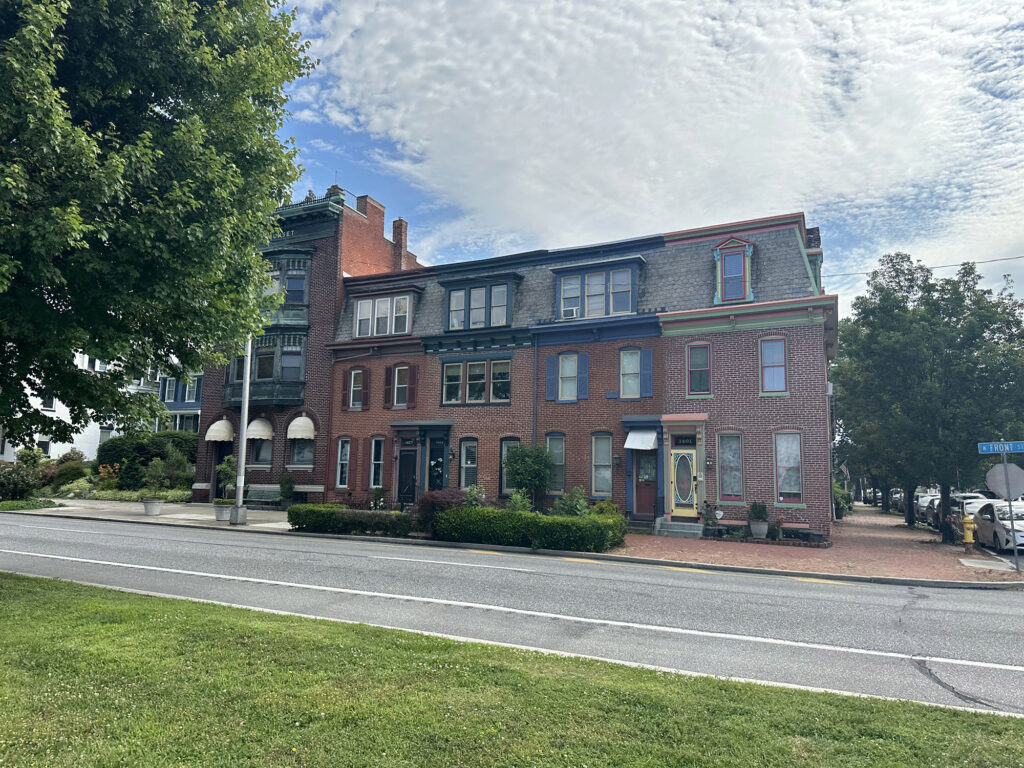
[822, 254, 1024, 278]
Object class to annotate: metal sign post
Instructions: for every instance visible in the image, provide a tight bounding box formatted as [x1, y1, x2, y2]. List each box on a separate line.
[978, 442, 1023, 572]
[231, 337, 252, 526]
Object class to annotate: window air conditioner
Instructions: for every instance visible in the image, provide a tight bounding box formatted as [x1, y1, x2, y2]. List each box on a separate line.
[563, 307, 578, 319]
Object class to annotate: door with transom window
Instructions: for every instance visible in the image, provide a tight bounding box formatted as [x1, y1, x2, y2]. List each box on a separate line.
[670, 448, 698, 518]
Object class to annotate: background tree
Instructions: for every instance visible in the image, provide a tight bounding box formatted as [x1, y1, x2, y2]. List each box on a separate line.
[833, 253, 1024, 540]
[0, 0, 312, 445]
[503, 445, 554, 511]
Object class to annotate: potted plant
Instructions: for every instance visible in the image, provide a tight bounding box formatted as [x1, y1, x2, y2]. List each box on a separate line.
[748, 501, 769, 539]
[214, 456, 237, 522]
[142, 497, 163, 516]
[278, 473, 296, 509]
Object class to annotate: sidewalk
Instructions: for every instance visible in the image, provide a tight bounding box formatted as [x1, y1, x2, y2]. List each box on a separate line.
[13, 499, 1022, 583]
[617, 503, 1023, 582]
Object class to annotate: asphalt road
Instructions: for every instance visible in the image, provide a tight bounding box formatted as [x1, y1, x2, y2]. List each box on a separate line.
[2, 511, 1024, 716]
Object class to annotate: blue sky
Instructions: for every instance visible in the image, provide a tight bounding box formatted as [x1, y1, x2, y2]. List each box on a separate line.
[284, 1, 1024, 313]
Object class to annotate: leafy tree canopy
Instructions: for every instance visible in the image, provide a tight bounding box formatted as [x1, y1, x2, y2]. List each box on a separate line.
[0, 0, 312, 445]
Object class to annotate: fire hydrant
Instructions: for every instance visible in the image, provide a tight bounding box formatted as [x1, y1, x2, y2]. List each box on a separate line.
[962, 515, 976, 554]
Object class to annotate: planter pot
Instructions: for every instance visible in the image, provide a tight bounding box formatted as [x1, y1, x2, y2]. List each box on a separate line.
[214, 504, 232, 522]
[749, 520, 769, 539]
[142, 499, 163, 516]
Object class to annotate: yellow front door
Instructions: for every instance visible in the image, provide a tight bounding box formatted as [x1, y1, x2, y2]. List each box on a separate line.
[671, 449, 697, 518]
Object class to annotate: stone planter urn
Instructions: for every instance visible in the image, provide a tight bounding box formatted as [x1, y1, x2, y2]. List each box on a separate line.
[213, 502, 232, 522]
[747, 501, 769, 540]
[142, 499, 163, 516]
[749, 520, 769, 539]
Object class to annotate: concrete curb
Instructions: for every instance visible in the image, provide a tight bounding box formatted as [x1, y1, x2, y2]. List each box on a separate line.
[8, 509, 1024, 590]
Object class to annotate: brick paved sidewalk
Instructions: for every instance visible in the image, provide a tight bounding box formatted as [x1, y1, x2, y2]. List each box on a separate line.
[615, 503, 1023, 582]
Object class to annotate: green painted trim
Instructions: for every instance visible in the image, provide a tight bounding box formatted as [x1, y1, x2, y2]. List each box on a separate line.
[661, 294, 835, 323]
[663, 314, 823, 336]
[771, 430, 805, 510]
[717, 500, 747, 507]
[796, 234, 819, 295]
[758, 391, 789, 398]
[664, 215, 805, 244]
[686, 393, 714, 400]
[775, 502, 807, 509]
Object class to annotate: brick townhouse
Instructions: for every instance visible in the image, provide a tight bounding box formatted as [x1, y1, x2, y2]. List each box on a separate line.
[323, 211, 839, 538]
[192, 186, 419, 502]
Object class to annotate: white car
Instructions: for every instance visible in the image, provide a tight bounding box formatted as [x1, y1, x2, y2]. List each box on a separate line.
[973, 502, 1024, 552]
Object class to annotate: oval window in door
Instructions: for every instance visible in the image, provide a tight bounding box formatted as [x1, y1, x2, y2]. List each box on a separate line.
[673, 453, 693, 505]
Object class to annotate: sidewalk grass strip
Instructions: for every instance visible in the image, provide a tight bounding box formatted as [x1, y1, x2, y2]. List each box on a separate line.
[0, 573, 1021, 767]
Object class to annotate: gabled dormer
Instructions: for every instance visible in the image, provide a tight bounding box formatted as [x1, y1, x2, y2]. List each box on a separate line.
[712, 237, 754, 305]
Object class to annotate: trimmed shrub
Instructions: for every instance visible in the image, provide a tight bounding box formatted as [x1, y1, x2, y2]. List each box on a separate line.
[503, 444, 554, 510]
[52, 461, 88, 489]
[0, 462, 38, 500]
[413, 488, 466, 534]
[551, 486, 588, 516]
[56, 448, 86, 465]
[463, 483, 486, 507]
[148, 430, 199, 464]
[589, 500, 620, 516]
[504, 490, 533, 513]
[61, 477, 92, 498]
[287, 504, 413, 537]
[88, 488, 190, 502]
[434, 506, 533, 547]
[116, 460, 146, 490]
[435, 506, 626, 552]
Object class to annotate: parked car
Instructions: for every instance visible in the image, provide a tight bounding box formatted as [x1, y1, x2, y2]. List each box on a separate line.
[973, 502, 1024, 552]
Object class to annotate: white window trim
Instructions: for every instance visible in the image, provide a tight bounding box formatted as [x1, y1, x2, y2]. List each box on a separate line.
[547, 434, 566, 494]
[370, 437, 385, 489]
[558, 354, 578, 402]
[609, 268, 632, 315]
[355, 299, 373, 338]
[585, 271, 606, 318]
[443, 363, 463, 404]
[500, 438, 520, 495]
[374, 297, 391, 336]
[336, 438, 350, 488]
[185, 377, 198, 402]
[490, 360, 511, 403]
[392, 295, 411, 335]
[164, 378, 176, 403]
[466, 362, 487, 403]
[349, 369, 363, 409]
[591, 434, 612, 497]
[460, 439, 478, 489]
[393, 365, 409, 407]
[560, 275, 581, 319]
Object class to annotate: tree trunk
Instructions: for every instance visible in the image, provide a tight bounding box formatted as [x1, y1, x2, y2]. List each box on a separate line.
[903, 483, 916, 527]
[939, 483, 955, 544]
[881, 480, 892, 513]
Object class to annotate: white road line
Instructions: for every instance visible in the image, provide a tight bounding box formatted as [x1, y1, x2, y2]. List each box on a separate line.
[369, 555, 534, 572]
[7, 524, 109, 535]
[3, 546, 1024, 674]
[12, 573, 1024, 719]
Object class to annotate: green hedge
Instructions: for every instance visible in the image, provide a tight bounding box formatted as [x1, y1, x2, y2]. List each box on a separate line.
[435, 507, 627, 552]
[288, 504, 413, 537]
[88, 488, 191, 503]
[0, 499, 61, 511]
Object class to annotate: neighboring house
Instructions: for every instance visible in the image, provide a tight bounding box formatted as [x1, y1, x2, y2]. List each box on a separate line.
[323, 212, 838, 538]
[192, 186, 419, 502]
[0, 354, 160, 462]
[157, 374, 203, 432]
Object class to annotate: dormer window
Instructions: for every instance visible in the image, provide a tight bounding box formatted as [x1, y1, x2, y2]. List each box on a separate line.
[713, 238, 753, 304]
[553, 257, 642, 320]
[354, 295, 413, 338]
[446, 282, 511, 331]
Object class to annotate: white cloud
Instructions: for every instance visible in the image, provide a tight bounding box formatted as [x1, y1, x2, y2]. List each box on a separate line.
[291, 0, 1024, 296]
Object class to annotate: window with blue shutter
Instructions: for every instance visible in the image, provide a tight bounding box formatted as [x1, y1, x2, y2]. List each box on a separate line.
[577, 353, 589, 400]
[545, 356, 558, 401]
[640, 349, 653, 397]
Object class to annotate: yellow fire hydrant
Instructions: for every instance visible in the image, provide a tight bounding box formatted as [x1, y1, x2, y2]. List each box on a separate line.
[962, 515, 976, 554]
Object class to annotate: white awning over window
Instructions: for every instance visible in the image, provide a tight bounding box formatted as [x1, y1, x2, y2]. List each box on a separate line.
[286, 416, 316, 440]
[204, 419, 234, 442]
[624, 429, 658, 451]
[247, 418, 274, 440]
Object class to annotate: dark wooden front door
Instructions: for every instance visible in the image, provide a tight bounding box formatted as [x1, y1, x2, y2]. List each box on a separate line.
[397, 450, 417, 503]
[635, 451, 658, 519]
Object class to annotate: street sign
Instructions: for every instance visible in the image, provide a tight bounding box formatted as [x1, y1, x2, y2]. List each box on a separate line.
[987, 463, 1024, 500]
[978, 441, 1024, 454]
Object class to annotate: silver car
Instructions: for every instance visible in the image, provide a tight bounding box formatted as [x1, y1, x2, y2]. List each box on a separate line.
[973, 502, 1024, 552]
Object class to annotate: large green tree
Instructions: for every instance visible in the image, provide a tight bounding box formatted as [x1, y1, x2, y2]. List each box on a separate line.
[0, 0, 312, 444]
[833, 253, 1024, 540]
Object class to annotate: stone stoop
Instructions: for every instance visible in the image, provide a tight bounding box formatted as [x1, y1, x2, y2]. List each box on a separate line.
[655, 520, 705, 539]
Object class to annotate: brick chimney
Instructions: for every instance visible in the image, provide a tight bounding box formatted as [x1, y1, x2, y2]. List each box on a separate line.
[392, 218, 408, 270]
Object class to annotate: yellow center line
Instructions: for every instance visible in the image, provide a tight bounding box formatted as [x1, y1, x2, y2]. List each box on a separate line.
[790, 576, 852, 585]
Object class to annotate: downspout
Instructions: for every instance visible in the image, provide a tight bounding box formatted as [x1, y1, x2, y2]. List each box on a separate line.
[532, 336, 539, 445]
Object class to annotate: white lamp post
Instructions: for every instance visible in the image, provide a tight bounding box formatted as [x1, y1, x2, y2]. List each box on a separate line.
[231, 337, 251, 525]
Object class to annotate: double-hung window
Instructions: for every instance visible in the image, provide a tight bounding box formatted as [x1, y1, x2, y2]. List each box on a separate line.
[775, 432, 802, 503]
[281, 352, 302, 381]
[349, 370, 363, 409]
[291, 439, 314, 466]
[355, 300, 373, 337]
[591, 434, 612, 497]
[559, 354, 577, 401]
[370, 437, 384, 488]
[760, 338, 787, 393]
[490, 361, 511, 402]
[547, 434, 565, 493]
[561, 276, 581, 318]
[392, 296, 409, 334]
[256, 354, 274, 380]
[336, 438, 350, 488]
[558, 266, 635, 320]
[718, 434, 742, 501]
[687, 344, 711, 395]
[713, 240, 753, 304]
[374, 298, 391, 336]
[185, 378, 198, 402]
[721, 251, 744, 301]
[443, 364, 462, 403]
[610, 269, 631, 313]
[163, 379, 176, 403]
[619, 350, 640, 399]
[500, 438, 520, 495]
[285, 274, 306, 303]
[393, 366, 409, 407]
[447, 283, 510, 331]
[460, 439, 478, 488]
[250, 439, 272, 465]
[466, 363, 487, 403]
[585, 272, 606, 317]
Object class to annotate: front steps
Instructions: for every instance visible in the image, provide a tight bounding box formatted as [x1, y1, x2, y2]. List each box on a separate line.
[654, 519, 705, 539]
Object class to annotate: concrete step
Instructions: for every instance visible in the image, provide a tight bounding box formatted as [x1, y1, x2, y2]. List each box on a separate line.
[656, 521, 704, 539]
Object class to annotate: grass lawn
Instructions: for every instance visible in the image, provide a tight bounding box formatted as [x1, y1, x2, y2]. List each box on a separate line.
[1, 574, 1022, 767]
[0, 498, 61, 511]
